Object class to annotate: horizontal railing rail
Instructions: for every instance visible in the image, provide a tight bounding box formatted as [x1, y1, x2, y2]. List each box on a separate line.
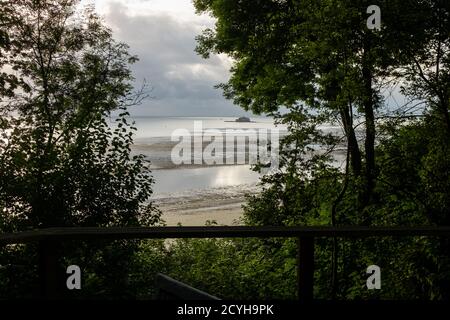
[2, 226, 450, 244]
[1, 226, 450, 300]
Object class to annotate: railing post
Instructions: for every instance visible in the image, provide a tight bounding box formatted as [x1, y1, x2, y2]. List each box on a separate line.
[297, 236, 314, 302]
[38, 239, 59, 299]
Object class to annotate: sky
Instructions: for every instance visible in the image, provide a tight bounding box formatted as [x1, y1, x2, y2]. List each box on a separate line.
[85, 0, 253, 117]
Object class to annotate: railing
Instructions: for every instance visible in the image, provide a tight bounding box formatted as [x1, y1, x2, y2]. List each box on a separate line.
[1, 225, 450, 300]
[155, 273, 220, 300]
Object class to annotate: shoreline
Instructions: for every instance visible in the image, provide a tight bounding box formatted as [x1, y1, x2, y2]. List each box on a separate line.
[132, 140, 347, 171]
[161, 203, 244, 226]
[131, 138, 281, 170]
[154, 184, 259, 226]
[135, 127, 348, 225]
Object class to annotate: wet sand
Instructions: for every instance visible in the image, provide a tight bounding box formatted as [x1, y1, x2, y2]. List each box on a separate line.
[153, 185, 260, 226]
[161, 203, 244, 226]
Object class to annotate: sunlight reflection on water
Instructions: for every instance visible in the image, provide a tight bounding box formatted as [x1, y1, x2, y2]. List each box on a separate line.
[151, 165, 260, 195]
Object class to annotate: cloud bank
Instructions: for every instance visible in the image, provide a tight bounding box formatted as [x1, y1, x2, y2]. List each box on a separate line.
[99, 1, 251, 117]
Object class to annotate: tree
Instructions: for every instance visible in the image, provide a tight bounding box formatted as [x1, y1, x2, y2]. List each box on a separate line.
[193, 0, 450, 299]
[0, 0, 159, 229]
[0, 0, 160, 297]
[399, 0, 450, 136]
[193, 0, 406, 211]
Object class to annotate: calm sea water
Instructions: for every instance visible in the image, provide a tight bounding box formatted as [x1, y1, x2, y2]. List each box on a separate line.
[151, 165, 260, 195]
[123, 116, 285, 196]
[110, 116, 345, 197]
[130, 116, 283, 140]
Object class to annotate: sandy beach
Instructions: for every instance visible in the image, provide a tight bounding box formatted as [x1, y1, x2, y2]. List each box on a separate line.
[153, 184, 260, 226]
[160, 201, 244, 226]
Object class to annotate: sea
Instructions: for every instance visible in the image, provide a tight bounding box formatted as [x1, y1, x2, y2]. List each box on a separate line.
[123, 116, 287, 198]
[108, 116, 346, 202]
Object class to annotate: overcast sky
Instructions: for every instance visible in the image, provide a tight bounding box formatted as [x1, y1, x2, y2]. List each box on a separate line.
[87, 0, 252, 117]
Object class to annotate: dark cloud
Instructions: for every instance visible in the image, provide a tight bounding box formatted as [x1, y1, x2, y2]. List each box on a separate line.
[104, 2, 252, 117]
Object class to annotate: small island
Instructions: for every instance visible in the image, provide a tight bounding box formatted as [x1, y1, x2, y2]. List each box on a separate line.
[235, 116, 251, 122]
[224, 116, 254, 123]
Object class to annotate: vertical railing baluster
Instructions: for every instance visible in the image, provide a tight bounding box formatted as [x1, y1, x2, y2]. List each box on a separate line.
[38, 239, 59, 299]
[297, 236, 314, 302]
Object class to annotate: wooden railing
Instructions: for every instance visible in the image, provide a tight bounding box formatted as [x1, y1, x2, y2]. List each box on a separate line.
[1, 226, 450, 300]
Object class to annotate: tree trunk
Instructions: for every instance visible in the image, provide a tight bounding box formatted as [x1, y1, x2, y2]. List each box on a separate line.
[439, 97, 450, 137]
[361, 37, 376, 212]
[340, 105, 362, 177]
